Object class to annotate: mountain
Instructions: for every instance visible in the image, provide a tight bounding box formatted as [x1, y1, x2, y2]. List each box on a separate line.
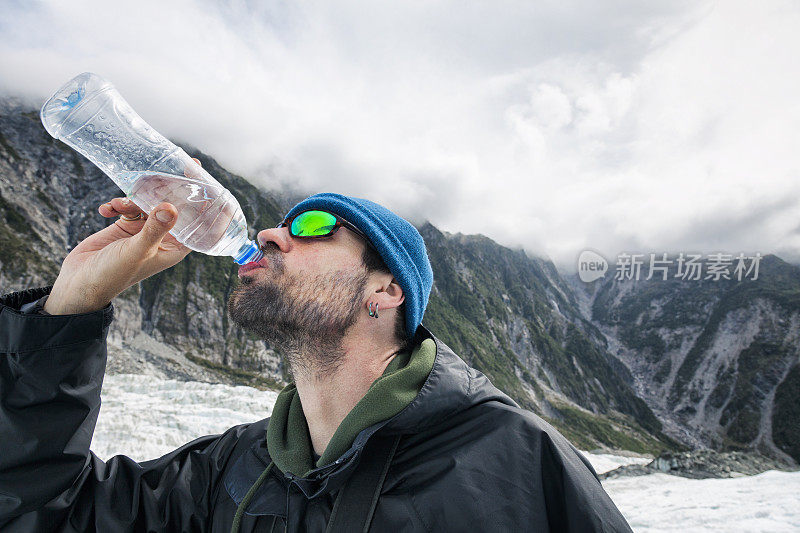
[568, 256, 800, 464]
[417, 225, 671, 452]
[5, 100, 796, 462]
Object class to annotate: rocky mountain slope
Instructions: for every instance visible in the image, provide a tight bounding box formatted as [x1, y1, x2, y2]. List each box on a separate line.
[418, 225, 669, 452]
[568, 258, 800, 464]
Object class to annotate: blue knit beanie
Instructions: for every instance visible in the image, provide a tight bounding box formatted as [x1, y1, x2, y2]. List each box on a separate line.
[283, 193, 433, 338]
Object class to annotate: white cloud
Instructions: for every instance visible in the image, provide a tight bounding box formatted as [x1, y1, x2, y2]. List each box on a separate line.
[1, 0, 798, 271]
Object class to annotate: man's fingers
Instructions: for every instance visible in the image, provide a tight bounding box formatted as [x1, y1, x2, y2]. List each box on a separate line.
[111, 197, 146, 217]
[131, 202, 177, 254]
[185, 157, 203, 179]
[99, 200, 121, 217]
[99, 197, 147, 219]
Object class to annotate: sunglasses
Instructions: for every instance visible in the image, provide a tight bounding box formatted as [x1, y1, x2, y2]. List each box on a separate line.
[276, 210, 377, 252]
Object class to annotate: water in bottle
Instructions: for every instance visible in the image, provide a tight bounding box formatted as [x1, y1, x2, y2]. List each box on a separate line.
[40, 72, 263, 265]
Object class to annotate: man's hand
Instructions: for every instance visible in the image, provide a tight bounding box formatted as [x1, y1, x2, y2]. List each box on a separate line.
[44, 158, 207, 315]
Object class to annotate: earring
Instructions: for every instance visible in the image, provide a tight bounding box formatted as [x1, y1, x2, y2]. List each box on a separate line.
[368, 302, 380, 318]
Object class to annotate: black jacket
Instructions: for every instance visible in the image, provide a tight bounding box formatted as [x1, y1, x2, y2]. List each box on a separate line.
[0, 286, 633, 532]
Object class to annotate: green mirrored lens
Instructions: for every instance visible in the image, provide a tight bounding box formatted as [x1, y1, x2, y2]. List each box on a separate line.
[292, 210, 338, 237]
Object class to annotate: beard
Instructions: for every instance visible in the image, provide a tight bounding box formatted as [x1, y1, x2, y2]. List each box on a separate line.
[227, 247, 369, 382]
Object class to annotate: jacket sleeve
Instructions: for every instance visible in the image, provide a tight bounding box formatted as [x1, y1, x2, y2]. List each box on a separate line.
[0, 286, 239, 532]
[538, 424, 634, 533]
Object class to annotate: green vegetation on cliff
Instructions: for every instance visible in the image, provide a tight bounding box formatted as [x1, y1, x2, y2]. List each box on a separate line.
[773, 364, 800, 461]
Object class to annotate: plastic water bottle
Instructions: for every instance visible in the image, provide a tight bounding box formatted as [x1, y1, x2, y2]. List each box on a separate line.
[40, 72, 263, 265]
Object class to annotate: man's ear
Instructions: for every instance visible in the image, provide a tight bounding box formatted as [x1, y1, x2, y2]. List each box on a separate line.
[376, 277, 405, 309]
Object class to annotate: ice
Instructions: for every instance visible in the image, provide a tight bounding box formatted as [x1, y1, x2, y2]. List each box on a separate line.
[604, 471, 800, 532]
[579, 450, 652, 474]
[93, 374, 278, 462]
[93, 374, 800, 531]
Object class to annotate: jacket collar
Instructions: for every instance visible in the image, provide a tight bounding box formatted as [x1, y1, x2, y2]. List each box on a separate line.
[381, 324, 519, 434]
[265, 330, 436, 478]
[225, 324, 519, 509]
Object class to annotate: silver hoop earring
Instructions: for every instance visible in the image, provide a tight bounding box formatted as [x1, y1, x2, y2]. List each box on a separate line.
[368, 302, 380, 318]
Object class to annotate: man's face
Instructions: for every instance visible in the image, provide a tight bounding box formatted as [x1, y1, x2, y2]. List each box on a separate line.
[227, 220, 370, 380]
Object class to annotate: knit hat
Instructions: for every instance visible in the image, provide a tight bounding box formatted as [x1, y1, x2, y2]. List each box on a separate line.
[283, 193, 433, 338]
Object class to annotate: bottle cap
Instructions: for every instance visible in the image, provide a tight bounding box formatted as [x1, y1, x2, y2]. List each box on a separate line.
[234, 240, 264, 265]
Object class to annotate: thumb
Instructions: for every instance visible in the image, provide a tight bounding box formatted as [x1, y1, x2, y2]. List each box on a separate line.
[133, 202, 178, 254]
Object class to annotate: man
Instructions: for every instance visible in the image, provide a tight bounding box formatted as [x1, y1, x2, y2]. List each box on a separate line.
[0, 187, 633, 532]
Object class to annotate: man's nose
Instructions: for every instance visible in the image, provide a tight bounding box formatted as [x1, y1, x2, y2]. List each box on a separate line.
[257, 227, 292, 254]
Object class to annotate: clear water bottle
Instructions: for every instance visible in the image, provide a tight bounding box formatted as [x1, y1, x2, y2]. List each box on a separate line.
[40, 72, 263, 265]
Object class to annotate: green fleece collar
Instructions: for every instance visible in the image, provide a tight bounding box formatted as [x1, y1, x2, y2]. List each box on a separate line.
[266, 338, 436, 478]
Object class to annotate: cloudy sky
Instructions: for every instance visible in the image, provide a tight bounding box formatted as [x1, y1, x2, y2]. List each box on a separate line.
[1, 0, 798, 272]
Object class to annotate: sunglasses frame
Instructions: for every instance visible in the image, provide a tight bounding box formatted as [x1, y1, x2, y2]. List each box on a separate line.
[276, 209, 378, 252]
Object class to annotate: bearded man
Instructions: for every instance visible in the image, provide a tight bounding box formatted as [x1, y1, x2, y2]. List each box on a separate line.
[0, 188, 632, 532]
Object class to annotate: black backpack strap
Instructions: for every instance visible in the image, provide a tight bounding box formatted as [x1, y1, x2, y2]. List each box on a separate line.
[325, 434, 401, 533]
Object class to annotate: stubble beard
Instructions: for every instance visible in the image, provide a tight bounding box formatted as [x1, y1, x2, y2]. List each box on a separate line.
[227, 252, 368, 382]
